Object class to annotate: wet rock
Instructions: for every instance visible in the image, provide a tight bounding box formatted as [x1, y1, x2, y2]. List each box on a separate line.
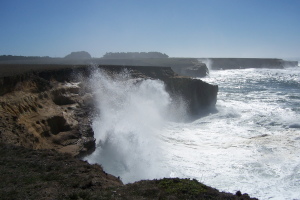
[289, 124, 300, 128]
[163, 77, 218, 116]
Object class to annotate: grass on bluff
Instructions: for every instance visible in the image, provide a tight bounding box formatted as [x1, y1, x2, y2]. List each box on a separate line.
[0, 143, 257, 200]
[158, 178, 207, 195]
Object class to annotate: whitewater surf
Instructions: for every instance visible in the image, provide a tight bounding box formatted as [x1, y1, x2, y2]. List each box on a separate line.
[85, 66, 300, 200]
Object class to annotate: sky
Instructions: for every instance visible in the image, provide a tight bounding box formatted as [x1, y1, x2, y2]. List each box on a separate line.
[0, 0, 300, 58]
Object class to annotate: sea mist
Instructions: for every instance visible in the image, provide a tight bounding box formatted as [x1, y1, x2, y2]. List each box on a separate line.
[85, 68, 185, 183]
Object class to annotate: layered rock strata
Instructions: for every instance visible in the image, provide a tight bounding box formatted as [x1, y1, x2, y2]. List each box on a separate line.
[0, 71, 94, 157]
[0, 64, 218, 157]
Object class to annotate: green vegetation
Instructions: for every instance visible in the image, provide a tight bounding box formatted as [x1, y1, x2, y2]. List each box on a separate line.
[0, 143, 121, 200]
[0, 143, 257, 200]
[158, 178, 207, 195]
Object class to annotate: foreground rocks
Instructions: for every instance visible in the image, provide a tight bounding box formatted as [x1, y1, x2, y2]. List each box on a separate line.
[0, 143, 122, 200]
[0, 143, 257, 200]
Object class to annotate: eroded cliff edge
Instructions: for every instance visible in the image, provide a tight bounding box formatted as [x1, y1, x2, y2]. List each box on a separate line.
[0, 64, 260, 200]
[0, 64, 218, 157]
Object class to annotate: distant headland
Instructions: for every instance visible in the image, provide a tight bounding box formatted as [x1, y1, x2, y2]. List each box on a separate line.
[1, 51, 298, 78]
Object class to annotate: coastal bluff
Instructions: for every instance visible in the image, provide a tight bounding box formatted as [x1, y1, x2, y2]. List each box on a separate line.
[0, 64, 258, 199]
[0, 64, 217, 157]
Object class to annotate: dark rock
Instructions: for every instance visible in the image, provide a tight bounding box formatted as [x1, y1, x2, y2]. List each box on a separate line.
[204, 58, 298, 70]
[236, 191, 242, 196]
[289, 124, 300, 128]
[47, 116, 71, 135]
[163, 77, 218, 116]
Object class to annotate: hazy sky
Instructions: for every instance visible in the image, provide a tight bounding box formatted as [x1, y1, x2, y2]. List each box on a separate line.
[1, 0, 300, 58]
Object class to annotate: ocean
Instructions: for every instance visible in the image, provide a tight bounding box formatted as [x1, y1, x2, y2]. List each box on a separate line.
[85, 65, 300, 200]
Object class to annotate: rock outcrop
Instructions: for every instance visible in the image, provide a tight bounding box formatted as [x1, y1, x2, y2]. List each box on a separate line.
[164, 77, 217, 116]
[0, 64, 218, 157]
[98, 65, 217, 116]
[0, 70, 95, 157]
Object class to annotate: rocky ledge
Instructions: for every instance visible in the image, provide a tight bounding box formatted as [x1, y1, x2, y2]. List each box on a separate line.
[0, 64, 218, 157]
[0, 64, 258, 199]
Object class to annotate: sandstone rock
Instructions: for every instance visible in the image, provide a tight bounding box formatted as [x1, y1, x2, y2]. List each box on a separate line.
[0, 71, 95, 157]
[0, 64, 218, 156]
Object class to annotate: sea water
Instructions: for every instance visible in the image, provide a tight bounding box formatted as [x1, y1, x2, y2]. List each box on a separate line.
[85, 66, 300, 200]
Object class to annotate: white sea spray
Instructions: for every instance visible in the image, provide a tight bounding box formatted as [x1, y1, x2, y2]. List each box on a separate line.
[85, 68, 186, 183]
[163, 67, 300, 200]
[85, 66, 300, 200]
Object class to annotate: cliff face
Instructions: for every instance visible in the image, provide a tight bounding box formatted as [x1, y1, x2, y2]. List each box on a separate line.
[0, 64, 218, 156]
[0, 69, 95, 157]
[164, 78, 218, 116]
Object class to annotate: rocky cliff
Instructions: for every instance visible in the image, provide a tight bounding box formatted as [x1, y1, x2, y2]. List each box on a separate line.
[0, 64, 260, 200]
[0, 64, 217, 157]
[0, 67, 95, 157]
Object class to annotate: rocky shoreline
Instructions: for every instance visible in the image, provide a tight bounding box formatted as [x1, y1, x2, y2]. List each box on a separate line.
[0, 64, 218, 156]
[0, 64, 257, 199]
